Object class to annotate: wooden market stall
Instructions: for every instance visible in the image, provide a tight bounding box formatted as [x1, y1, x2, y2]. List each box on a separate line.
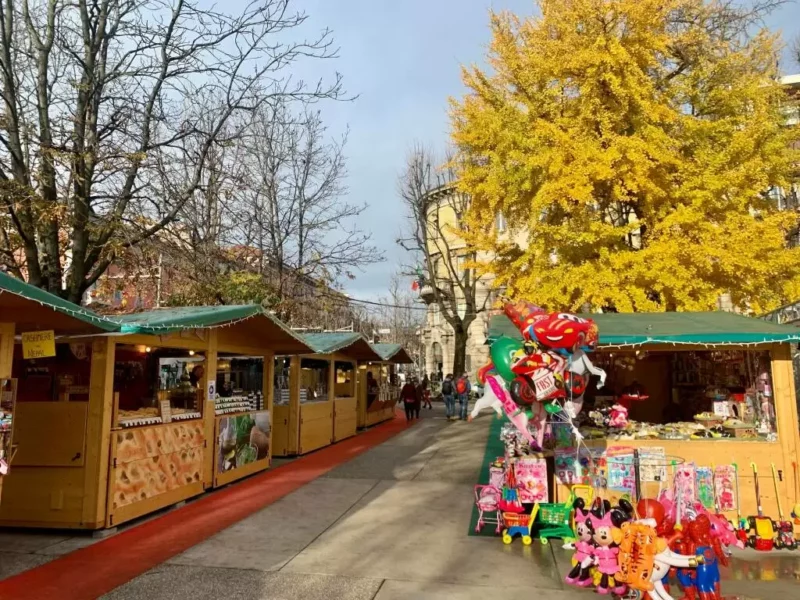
[272, 333, 383, 456]
[0, 272, 120, 512]
[357, 344, 412, 428]
[0, 303, 310, 530]
[487, 311, 800, 524]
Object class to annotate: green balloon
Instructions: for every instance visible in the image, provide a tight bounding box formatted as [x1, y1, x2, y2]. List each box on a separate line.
[544, 402, 562, 415]
[489, 336, 523, 382]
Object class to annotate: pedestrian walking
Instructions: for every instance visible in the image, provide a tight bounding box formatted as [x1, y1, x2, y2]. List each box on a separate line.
[400, 378, 418, 423]
[421, 374, 432, 409]
[441, 374, 456, 421]
[456, 372, 471, 421]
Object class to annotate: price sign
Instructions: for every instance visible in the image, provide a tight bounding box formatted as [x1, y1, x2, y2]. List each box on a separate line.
[159, 400, 172, 423]
[21, 330, 56, 359]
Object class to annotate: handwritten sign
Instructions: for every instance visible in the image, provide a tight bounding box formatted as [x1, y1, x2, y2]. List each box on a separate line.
[21, 330, 55, 359]
[159, 400, 172, 423]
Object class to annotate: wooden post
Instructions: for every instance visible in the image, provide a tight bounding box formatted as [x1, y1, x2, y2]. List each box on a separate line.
[771, 343, 800, 506]
[0, 323, 14, 380]
[329, 356, 336, 443]
[203, 330, 218, 489]
[288, 356, 301, 454]
[263, 351, 274, 466]
[82, 338, 115, 528]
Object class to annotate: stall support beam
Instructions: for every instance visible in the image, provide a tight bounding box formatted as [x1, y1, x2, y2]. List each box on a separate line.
[82, 338, 115, 527]
[0, 322, 13, 380]
[328, 357, 336, 444]
[771, 344, 800, 485]
[263, 352, 275, 466]
[288, 356, 301, 455]
[203, 330, 218, 489]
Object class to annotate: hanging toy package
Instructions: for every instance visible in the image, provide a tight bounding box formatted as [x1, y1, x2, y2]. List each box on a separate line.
[713, 465, 737, 512]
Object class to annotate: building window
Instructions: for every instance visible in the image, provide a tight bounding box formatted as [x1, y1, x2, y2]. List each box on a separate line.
[496, 212, 507, 233]
[465, 355, 472, 373]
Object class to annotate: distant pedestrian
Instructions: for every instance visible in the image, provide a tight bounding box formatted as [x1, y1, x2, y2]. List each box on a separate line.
[421, 374, 432, 409]
[400, 378, 418, 423]
[441, 373, 456, 421]
[456, 372, 471, 421]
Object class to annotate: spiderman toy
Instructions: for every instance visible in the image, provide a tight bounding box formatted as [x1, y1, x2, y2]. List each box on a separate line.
[675, 514, 729, 600]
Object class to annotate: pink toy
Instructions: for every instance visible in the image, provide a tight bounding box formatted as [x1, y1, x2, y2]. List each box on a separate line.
[486, 375, 543, 447]
[588, 503, 629, 596]
[566, 498, 595, 587]
[608, 404, 628, 428]
[514, 457, 548, 503]
[474, 485, 504, 534]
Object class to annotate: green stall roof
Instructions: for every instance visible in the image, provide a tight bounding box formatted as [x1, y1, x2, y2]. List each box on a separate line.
[116, 305, 311, 354]
[0, 271, 118, 333]
[488, 311, 800, 347]
[371, 343, 414, 364]
[301, 332, 383, 361]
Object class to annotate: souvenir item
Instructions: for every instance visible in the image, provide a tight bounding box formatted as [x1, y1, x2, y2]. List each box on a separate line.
[697, 467, 715, 510]
[713, 465, 736, 512]
[514, 457, 548, 503]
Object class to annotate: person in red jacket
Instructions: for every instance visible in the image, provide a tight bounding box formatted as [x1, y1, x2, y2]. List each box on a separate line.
[400, 378, 419, 422]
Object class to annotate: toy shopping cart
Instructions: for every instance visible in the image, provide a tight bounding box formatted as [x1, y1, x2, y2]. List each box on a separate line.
[502, 504, 539, 546]
[533, 484, 593, 545]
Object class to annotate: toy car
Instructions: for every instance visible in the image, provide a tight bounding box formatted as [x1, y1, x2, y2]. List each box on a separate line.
[746, 515, 776, 551]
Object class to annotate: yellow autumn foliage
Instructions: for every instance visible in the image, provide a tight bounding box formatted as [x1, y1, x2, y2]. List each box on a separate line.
[450, 0, 800, 313]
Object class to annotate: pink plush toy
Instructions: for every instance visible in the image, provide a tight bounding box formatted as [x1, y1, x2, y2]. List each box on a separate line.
[608, 404, 629, 429]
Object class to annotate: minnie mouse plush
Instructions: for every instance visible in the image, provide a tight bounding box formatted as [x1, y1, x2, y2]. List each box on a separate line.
[587, 499, 633, 595]
[565, 498, 595, 587]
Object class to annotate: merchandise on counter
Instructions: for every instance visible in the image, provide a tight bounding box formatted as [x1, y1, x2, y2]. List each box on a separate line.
[513, 457, 548, 503]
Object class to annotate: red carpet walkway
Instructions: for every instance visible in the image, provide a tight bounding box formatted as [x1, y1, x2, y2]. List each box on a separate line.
[0, 414, 410, 600]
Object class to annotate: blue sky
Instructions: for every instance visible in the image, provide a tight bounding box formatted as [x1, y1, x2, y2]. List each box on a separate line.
[272, 0, 800, 300]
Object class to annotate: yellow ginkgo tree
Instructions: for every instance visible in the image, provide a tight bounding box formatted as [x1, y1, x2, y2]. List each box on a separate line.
[450, 0, 800, 313]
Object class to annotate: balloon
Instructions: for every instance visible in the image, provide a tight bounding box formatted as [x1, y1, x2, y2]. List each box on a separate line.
[637, 499, 666, 526]
[502, 299, 546, 334]
[489, 336, 524, 382]
[510, 376, 536, 406]
[532, 312, 596, 353]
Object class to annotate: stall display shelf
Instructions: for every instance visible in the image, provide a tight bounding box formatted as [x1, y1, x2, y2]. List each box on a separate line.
[172, 411, 201, 422]
[215, 406, 251, 415]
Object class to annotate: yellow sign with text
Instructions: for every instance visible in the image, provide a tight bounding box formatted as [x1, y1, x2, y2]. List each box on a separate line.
[22, 330, 56, 359]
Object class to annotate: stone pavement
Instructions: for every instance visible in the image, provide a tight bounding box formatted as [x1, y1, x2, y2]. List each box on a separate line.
[1, 404, 800, 599]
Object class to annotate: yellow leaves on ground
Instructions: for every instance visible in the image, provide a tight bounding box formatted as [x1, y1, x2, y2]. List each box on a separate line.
[451, 0, 800, 312]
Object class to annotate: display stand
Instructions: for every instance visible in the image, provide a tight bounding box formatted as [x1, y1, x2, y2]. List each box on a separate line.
[0, 304, 306, 530]
[543, 342, 800, 522]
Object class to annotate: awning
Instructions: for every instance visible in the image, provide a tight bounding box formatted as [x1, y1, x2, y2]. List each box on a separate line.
[116, 305, 312, 354]
[301, 332, 384, 361]
[370, 343, 414, 364]
[0, 271, 118, 334]
[488, 311, 800, 348]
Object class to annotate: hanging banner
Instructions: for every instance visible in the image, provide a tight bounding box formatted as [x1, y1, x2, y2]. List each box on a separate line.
[21, 330, 55, 359]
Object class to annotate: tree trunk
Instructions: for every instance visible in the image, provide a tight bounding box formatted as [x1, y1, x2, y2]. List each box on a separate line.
[452, 325, 468, 377]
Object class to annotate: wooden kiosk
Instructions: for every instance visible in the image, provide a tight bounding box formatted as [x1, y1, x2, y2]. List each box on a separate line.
[0, 302, 310, 530]
[357, 344, 412, 428]
[272, 333, 383, 456]
[0, 272, 120, 510]
[488, 311, 800, 523]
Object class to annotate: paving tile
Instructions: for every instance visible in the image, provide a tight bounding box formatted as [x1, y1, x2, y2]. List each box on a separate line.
[102, 565, 383, 600]
[0, 532, 71, 554]
[0, 551, 54, 580]
[374, 580, 591, 600]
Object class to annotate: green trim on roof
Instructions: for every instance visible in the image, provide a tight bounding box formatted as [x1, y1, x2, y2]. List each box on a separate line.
[301, 332, 384, 361]
[117, 305, 263, 335]
[0, 271, 118, 332]
[488, 311, 800, 347]
[371, 343, 414, 364]
[302, 332, 365, 354]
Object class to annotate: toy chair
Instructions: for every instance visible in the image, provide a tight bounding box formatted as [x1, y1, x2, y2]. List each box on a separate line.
[474, 484, 504, 534]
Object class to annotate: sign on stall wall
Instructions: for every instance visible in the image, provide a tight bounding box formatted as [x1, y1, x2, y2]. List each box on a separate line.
[207, 381, 216, 402]
[159, 400, 172, 423]
[21, 330, 55, 359]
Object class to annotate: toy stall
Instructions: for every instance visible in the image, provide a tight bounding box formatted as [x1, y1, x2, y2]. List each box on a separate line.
[0, 303, 309, 530]
[272, 333, 383, 456]
[471, 302, 800, 600]
[0, 272, 119, 512]
[357, 344, 411, 428]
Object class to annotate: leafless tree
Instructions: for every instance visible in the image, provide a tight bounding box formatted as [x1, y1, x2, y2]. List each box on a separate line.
[0, 0, 343, 302]
[231, 97, 383, 320]
[398, 144, 492, 376]
[374, 274, 423, 362]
